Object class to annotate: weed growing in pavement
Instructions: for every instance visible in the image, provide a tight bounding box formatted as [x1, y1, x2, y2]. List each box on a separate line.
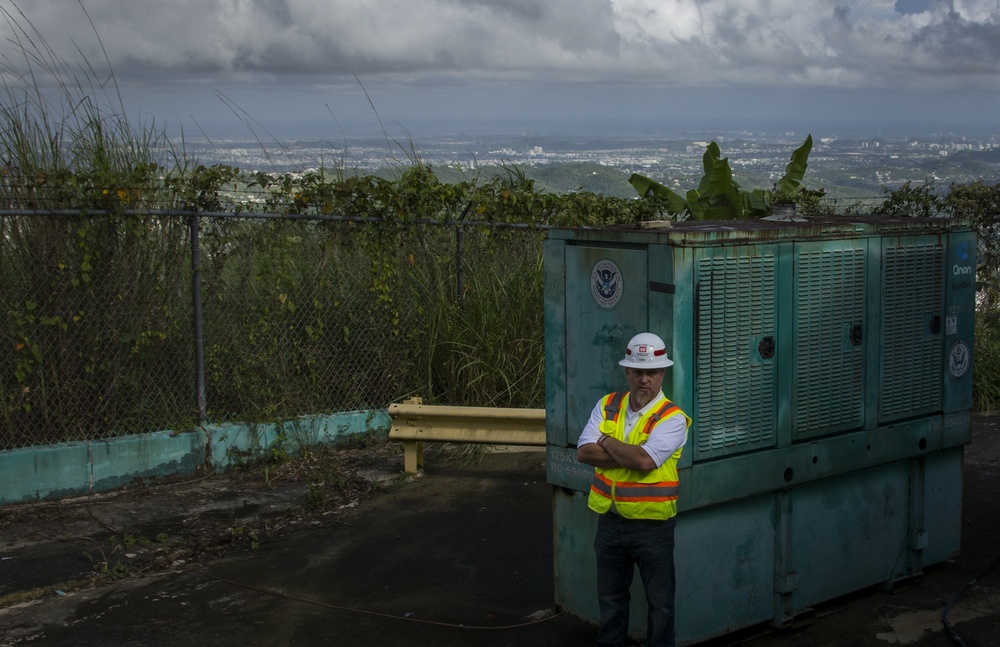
[228, 526, 261, 550]
[83, 546, 129, 580]
[336, 430, 387, 450]
[122, 533, 151, 547]
[90, 555, 129, 579]
[432, 442, 492, 467]
[83, 530, 175, 580]
[304, 482, 327, 511]
[224, 431, 297, 486]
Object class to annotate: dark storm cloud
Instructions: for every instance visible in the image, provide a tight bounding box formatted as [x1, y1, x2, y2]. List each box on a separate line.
[3, 0, 999, 96]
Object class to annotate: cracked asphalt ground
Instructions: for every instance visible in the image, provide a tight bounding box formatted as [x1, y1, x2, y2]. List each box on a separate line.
[1, 417, 998, 646]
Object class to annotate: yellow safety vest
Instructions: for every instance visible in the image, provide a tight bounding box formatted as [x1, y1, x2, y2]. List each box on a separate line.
[587, 391, 691, 521]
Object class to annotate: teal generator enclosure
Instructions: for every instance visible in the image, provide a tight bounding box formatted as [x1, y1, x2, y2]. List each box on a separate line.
[543, 216, 977, 645]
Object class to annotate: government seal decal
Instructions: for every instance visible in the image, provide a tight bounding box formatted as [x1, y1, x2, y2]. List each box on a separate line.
[591, 259, 623, 308]
[948, 338, 971, 381]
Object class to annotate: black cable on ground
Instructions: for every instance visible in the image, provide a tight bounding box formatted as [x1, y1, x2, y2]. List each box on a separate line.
[198, 570, 563, 631]
[943, 553, 1000, 646]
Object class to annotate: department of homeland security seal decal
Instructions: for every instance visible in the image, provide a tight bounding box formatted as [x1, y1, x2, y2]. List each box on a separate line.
[948, 338, 971, 381]
[591, 259, 623, 308]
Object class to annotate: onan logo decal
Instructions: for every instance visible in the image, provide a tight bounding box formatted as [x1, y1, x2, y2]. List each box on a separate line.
[591, 259, 623, 308]
[952, 264, 973, 276]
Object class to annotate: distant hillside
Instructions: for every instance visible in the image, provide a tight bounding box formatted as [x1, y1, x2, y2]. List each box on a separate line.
[523, 162, 636, 198]
[410, 161, 636, 198]
[371, 150, 1000, 203]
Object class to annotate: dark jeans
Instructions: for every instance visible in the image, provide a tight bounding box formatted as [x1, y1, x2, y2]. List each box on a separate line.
[594, 513, 676, 647]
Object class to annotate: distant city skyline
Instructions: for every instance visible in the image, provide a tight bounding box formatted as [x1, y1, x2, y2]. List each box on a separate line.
[2, 1, 999, 141]
[182, 128, 1000, 206]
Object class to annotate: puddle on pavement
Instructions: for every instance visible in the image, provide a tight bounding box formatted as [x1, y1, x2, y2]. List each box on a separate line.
[875, 588, 1000, 644]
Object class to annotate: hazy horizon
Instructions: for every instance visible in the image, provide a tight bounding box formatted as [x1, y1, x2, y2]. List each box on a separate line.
[143, 83, 1000, 143]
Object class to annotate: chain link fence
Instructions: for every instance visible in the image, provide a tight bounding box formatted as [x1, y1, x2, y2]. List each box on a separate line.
[1, 211, 546, 450]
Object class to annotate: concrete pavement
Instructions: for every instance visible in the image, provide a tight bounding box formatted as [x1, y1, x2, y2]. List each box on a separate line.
[2, 417, 999, 646]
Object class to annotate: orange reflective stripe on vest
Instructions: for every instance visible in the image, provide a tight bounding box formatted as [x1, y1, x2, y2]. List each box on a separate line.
[602, 391, 626, 424]
[609, 479, 680, 503]
[590, 472, 679, 503]
[639, 400, 681, 437]
[590, 472, 613, 498]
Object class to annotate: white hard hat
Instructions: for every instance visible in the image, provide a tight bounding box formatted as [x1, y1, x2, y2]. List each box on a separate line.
[619, 332, 674, 369]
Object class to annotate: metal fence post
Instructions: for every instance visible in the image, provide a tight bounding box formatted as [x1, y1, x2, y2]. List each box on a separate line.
[189, 213, 207, 425]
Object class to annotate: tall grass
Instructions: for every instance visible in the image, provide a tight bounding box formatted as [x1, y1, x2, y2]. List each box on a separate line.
[198, 217, 421, 419]
[974, 315, 1000, 413]
[0, 5, 197, 446]
[433, 229, 545, 408]
[0, 2, 181, 211]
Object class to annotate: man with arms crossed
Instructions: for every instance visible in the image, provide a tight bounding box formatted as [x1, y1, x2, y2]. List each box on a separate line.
[577, 332, 691, 647]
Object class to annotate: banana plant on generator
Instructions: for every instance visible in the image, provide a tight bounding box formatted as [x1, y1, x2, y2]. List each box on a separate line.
[628, 135, 821, 220]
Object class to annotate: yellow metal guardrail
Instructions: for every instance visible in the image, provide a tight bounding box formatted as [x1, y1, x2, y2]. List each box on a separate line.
[388, 397, 546, 472]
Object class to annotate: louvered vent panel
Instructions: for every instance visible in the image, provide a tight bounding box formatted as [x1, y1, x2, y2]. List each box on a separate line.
[793, 247, 866, 437]
[880, 241, 944, 422]
[695, 252, 776, 459]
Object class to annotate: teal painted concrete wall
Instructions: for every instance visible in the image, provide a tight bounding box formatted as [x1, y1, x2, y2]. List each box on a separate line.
[0, 409, 392, 507]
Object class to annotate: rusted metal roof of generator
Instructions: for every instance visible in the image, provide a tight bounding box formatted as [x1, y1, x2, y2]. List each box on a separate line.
[549, 214, 971, 245]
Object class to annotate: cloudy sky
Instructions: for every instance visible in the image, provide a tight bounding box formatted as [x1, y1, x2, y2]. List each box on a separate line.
[2, 0, 999, 139]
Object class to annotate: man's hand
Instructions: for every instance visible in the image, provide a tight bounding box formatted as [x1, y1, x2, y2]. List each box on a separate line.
[577, 435, 656, 472]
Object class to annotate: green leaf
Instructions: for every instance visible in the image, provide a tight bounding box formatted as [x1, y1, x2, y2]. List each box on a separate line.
[774, 135, 813, 198]
[686, 190, 707, 220]
[695, 149, 743, 219]
[629, 137, 816, 220]
[627, 173, 687, 214]
[744, 189, 771, 217]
